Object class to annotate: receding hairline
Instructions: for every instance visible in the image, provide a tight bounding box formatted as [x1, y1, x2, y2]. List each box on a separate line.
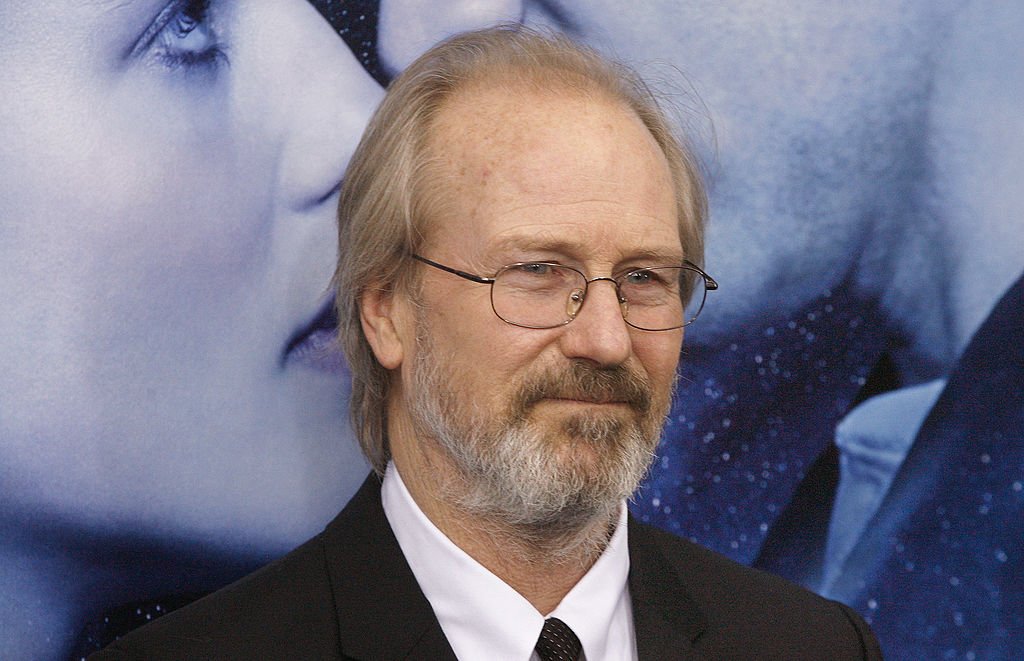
[411, 69, 689, 252]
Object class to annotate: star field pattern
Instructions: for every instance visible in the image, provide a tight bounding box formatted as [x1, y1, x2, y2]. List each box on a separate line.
[309, 0, 387, 85]
[632, 283, 891, 565]
[830, 274, 1024, 660]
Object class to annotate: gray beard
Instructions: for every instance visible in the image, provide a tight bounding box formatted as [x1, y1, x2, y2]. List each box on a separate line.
[407, 325, 669, 546]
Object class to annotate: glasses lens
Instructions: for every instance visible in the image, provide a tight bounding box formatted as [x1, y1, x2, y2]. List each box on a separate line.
[491, 263, 586, 328]
[618, 267, 708, 330]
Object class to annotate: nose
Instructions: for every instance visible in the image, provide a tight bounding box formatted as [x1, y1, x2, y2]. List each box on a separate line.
[559, 280, 633, 368]
[253, 1, 386, 214]
[377, 0, 526, 77]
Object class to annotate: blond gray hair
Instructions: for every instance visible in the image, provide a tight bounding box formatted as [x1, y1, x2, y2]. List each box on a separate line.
[333, 24, 707, 474]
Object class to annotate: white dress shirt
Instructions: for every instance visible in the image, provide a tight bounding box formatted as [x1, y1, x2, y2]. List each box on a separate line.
[381, 462, 638, 660]
[820, 378, 946, 595]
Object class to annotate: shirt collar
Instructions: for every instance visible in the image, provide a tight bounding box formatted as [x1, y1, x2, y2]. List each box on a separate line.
[381, 461, 635, 660]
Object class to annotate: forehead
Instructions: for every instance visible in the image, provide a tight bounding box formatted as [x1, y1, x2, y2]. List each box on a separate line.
[421, 81, 682, 262]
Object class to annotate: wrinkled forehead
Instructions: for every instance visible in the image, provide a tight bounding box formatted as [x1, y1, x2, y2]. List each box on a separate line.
[433, 82, 654, 174]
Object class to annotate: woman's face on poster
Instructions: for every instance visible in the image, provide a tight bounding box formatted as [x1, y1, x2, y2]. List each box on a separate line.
[0, 1, 381, 549]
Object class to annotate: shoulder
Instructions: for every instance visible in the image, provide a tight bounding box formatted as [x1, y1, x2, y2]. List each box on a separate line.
[628, 518, 883, 659]
[90, 532, 342, 660]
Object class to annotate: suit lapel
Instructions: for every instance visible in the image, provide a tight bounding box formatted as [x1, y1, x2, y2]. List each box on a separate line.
[321, 474, 458, 661]
[628, 517, 711, 660]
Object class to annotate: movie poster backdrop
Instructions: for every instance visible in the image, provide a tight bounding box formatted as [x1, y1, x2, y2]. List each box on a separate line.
[1, 1, 1020, 659]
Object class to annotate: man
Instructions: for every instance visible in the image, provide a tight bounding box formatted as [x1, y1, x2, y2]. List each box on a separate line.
[94, 26, 881, 659]
[373, 5, 1023, 658]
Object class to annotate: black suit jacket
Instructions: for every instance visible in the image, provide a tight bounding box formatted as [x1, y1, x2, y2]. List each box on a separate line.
[92, 475, 881, 660]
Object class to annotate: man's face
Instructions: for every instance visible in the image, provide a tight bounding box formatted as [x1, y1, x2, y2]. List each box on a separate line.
[391, 83, 685, 525]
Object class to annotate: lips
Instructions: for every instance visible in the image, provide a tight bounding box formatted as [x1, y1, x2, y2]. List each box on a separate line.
[281, 296, 348, 375]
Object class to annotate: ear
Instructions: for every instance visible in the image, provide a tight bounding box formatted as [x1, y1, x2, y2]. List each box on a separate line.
[360, 283, 408, 370]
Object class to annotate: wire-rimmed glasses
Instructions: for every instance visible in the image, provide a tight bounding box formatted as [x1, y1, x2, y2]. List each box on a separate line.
[411, 254, 717, 331]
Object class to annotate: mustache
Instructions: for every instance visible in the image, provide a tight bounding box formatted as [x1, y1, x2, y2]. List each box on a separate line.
[512, 361, 653, 416]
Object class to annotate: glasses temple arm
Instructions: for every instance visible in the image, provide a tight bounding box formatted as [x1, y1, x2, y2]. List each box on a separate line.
[683, 260, 718, 291]
[410, 254, 495, 284]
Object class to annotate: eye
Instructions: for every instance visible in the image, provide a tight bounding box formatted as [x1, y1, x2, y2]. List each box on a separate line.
[517, 263, 555, 276]
[137, 0, 227, 72]
[500, 263, 578, 293]
[624, 269, 658, 286]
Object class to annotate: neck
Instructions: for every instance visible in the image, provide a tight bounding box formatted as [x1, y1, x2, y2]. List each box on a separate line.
[945, 226, 1024, 358]
[926, 4, 1024, 364]
[389, 414, 617, 614]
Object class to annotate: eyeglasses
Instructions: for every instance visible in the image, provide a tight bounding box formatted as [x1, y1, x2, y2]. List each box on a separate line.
[411, 254, 717, 331]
